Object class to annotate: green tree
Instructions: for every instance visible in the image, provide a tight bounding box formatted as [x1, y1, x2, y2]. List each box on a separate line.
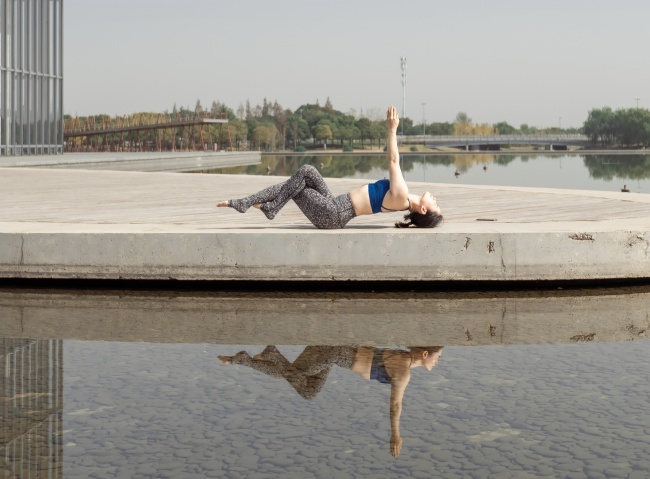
[614, 108, 650, 147]
[493, 121, 517, 135]
[287, 116, 310, 148]
[454, 112, 472, 135]
[583, 107, 615, 145]
[324, 97, 334, 114]
[313, 123, 333, 146]
[252, 125, 270, 150]
[356, 117, 373, 147]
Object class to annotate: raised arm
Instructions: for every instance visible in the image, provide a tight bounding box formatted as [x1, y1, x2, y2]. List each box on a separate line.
[386, 106, 400, 167]
[385, 106, 409, 206]
[384, 350, 412, 458]
[389, 371, 410, 457]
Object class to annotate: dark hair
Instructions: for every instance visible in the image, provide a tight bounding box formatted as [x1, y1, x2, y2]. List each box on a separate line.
[394, 211, 443, 228]
[409, 346, 444, 356]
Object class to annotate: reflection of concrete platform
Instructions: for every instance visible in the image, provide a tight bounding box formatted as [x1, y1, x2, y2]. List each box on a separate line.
[1, 289, 649, 346]
[1, 167, 649, 282]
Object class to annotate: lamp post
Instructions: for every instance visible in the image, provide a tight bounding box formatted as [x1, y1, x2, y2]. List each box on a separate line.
[421, 102, 426, 144]
[422, 102, 427, 137]
[636, 98, 640, 108]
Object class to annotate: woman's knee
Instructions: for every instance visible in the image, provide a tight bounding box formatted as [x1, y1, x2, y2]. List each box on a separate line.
[299, 164, 318, 175]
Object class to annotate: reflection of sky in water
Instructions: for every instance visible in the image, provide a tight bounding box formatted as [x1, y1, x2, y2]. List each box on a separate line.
[347, 155, 649, 194]
[55, 340, 650, 478]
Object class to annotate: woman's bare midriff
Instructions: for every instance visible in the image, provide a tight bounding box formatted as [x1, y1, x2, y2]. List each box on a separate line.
[349, 185, 373, 216]
[351, 346, 375, 379]
[349, 183, 409, 217]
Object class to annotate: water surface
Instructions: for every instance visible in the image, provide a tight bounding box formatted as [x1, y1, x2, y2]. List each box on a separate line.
[195, 153, 650, 193]
[2, 288, 650, 478]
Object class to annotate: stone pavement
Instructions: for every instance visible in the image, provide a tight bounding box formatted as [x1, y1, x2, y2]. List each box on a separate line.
[1, 166, 649, 281]
[0, 150, 261, 172]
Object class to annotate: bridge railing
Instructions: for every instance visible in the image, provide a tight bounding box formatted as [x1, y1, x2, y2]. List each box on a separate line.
[422, 134, 588, 143]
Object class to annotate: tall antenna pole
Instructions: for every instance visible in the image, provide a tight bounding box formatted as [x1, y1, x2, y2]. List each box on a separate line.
[400, 56, 407, 136]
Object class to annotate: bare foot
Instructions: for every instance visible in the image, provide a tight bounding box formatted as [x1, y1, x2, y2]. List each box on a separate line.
[217, 355, 233, 364]
[253, 345, 282, 361]
[253, 204, 262, 209]
[216, 201, 229, 207]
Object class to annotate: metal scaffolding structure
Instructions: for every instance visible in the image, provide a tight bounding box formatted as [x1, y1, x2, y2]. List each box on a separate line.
[64, 111, 234, 152]
[1, 0, 64, 156]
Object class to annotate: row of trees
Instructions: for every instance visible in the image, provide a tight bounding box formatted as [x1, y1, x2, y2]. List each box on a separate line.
[582, 107, 650, 147]
[68, 97, 650, 152]
[170, 98, 581, 151]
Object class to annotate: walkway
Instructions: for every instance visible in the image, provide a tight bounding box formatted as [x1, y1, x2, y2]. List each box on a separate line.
[0, 151, 260, 172]
[1, 167, 649, 281]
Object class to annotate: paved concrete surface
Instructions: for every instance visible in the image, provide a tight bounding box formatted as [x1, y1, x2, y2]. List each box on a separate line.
[1, 167, 649, 281]
[1, 288, 649, 345]
[0, 151, 260, 172]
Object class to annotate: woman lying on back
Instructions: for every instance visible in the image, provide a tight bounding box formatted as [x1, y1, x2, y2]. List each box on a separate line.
[217, 106, 443, 229]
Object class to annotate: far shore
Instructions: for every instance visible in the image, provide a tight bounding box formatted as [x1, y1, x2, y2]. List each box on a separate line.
[264, 147, 649, 156]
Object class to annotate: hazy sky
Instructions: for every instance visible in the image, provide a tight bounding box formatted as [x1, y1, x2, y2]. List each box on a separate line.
[65, 0, 649, 128]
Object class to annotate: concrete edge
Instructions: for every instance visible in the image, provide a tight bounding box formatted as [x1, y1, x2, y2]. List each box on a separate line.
[1, 229, 648, 281]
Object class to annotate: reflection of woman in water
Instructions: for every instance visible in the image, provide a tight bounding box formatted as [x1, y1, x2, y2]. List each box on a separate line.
[218, 345, 443, 458]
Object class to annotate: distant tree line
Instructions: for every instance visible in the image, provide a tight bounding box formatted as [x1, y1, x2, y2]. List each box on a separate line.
[65, 97, 586, 152]
[582, 107, 650, 147]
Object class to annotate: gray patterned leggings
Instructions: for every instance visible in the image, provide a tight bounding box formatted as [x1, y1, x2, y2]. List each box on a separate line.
[228, 165, 356, 229]
[230, 346, 357, 400]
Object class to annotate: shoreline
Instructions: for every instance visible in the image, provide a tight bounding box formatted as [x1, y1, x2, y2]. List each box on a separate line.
[266, 148, 649, 156]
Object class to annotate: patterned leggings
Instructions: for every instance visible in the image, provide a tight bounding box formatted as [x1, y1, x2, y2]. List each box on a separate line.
[228, 165, 356, 229]
[230, 346, 357, 400]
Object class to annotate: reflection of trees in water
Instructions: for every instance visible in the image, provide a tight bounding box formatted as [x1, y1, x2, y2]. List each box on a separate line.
[584, 155, 650, 181]
[206, 153, 650, 179]
[451, 154, 493, 173]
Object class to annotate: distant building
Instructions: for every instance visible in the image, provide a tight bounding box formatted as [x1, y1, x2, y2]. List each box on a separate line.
[1, 0, 63, 156]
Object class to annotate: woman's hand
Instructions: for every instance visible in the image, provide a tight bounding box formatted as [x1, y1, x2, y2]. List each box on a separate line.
[386, 106, 399, 133]
[390, 434, 403, 457]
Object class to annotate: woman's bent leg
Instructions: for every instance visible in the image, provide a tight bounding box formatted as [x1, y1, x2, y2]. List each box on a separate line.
[227, 181, 286, 213]
[292, 188, 341, 229]
[260, 165, 332, 220]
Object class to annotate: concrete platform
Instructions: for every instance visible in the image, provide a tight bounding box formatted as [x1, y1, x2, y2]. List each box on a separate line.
[0, 151, 261, 172]
[1, 167, 650, 282]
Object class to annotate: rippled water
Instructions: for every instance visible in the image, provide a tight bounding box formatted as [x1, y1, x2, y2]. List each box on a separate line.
[2, 288, 650, 478]
[195, 153, 650, 194]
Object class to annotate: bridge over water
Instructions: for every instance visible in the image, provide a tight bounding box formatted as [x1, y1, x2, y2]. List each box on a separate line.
[401, 134, 591, 151]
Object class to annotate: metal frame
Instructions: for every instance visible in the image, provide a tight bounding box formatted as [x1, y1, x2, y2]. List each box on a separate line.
[1, 0, 63, 156]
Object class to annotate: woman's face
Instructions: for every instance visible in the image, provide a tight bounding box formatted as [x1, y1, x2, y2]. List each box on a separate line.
[421, 192, 442, 216]
[422, 350, 443, 371]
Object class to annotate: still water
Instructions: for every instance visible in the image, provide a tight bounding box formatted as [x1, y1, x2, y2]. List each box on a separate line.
[2, 288, 650, 478]
[197, 153, 650, 194]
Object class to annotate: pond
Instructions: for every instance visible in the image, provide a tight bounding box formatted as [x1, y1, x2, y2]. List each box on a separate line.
[194, 153, 650, 194]
[2, 287, 650, 478]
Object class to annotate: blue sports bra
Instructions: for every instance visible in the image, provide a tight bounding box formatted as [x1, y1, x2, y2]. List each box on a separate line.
[367, 179, 410, 214]
[369, 349, 392, 384]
